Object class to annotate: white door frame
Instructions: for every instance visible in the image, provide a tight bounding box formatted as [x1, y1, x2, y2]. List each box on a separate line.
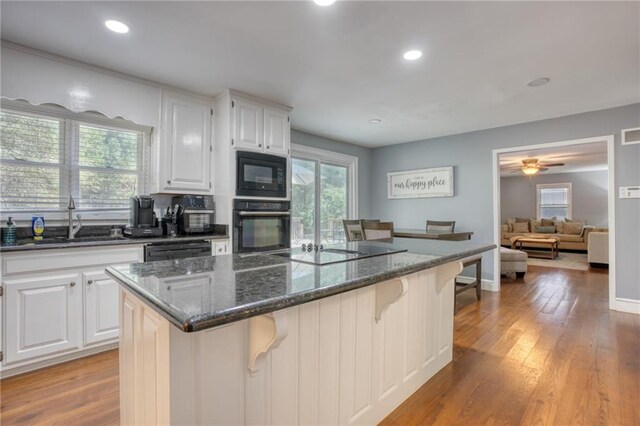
[492, 135, 616, 310]
[291, 144, 359, 243]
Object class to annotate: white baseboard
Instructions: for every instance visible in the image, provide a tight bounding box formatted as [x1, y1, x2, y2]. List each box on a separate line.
[457, 276, 499, 292]
[612, 297, 640, 315]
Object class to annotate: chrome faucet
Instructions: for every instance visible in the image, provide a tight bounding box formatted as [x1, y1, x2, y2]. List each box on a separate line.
[67, 196, 83, 239]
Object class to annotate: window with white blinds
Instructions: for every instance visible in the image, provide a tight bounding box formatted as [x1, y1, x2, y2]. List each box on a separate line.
[536, 183, 572, 219]
[0, 106, 149, 213]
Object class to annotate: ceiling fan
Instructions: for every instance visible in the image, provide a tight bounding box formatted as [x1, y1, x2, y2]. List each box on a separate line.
[509, 158, 565, 176]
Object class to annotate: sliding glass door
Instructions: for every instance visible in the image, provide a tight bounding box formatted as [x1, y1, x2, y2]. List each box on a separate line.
[291, 147, 355, 246]
[319, 163, 347, 244]
[291, 158, 316, 245]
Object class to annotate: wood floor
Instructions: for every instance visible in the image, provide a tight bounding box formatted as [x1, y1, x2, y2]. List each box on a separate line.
[382, 266, 639, 425]
[1, 265, 638, 425]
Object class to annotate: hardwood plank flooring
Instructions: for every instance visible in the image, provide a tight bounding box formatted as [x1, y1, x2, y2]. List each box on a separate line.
[381, 266, 640, 426]
[1, 266, 637, 425]
[1, 349, 119, 425]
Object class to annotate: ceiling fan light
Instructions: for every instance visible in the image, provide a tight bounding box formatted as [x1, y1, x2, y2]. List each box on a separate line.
[522, 166, 539, 175]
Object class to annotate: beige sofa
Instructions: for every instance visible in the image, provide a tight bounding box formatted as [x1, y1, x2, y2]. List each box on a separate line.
[500, 218, 607, 251]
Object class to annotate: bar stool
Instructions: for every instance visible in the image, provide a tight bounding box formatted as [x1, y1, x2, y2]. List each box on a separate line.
[454, 256, 482, 307]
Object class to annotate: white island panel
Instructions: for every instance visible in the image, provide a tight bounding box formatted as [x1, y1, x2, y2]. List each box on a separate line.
[119, 260, 461, 425]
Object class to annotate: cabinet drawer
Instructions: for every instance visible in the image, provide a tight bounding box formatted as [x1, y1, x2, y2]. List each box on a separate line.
[2, 245, 143, 276]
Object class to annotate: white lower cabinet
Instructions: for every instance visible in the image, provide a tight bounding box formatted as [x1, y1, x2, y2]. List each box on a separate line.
[1, 245, 143, 375]
[4, 273, 82, 364]
[83, 270, 120, 346]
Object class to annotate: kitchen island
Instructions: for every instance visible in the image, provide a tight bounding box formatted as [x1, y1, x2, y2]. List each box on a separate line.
[107, 239, 494, 425]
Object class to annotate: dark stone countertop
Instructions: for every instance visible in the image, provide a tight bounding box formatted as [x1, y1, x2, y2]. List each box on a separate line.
[106, 238, 495, 333]
[0, 225, 229, 253]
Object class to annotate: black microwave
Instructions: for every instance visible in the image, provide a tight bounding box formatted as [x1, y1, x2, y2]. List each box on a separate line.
[236, 151, 287, 198]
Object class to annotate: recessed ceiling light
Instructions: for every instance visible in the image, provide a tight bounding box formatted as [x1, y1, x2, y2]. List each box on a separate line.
[527, 77, 550, 87]
[105, 20, 129, 34]
[368, 119, 382, 124]
[403, 50, 423, 61]
[313, 0, 336, 6]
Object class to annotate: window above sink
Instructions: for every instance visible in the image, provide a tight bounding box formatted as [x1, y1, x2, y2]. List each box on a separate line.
[0, 100, 152, 222]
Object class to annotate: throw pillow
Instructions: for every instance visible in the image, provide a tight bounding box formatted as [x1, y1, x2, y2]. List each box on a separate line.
[564, 222, 582, 235]
[513, 222, 529, 233]
[554, 221, 565, 234]
[515, 217, 530, 232]
[580, 225, 595, 237]
[535, 225, 556, 234]
[541, 218, 555, 227]
[565, 218, 586, 226]
[530, 219, 541, 232]
[506, 218, 515, 232]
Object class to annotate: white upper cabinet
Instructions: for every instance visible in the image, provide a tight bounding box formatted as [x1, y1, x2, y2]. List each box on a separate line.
[229, 92, 291, 157]
[158, 91, 213, 193]
[233, 98, 263, 152]
[263, 107, 290, 156]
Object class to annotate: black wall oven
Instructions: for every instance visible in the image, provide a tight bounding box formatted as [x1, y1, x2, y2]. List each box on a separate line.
[236, 151, 287, 198]
[233, 199, 290, 253]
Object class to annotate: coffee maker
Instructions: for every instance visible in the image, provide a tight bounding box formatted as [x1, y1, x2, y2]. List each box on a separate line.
[124, 195, 163, 237]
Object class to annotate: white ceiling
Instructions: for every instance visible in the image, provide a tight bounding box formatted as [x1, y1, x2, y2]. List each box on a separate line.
[499, 141, 608, 177]
[1, 1, 638, 147]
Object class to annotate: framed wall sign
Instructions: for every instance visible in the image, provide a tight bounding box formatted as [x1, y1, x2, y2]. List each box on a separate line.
[387, 166, 454, 199]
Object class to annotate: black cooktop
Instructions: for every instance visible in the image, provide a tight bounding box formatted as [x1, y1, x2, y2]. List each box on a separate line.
[269, 243, 407, 266]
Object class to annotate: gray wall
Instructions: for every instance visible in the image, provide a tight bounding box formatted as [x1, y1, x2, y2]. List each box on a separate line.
[501, 170, 609, 227]
[371, 103, 640, 300]
[291, 129, 373, 218]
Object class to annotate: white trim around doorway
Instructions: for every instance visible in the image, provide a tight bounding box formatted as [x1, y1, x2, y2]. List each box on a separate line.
[492, 135, 618, 312]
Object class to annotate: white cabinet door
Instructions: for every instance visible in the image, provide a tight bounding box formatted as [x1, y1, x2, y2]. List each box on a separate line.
[161, 92, 212, 193]
[212, 240, 229, 256]
[263, 107, 290, 156]
[4, 273, 81, 364]
[232, 98, 263, 152]
[83, 270, 120, 346]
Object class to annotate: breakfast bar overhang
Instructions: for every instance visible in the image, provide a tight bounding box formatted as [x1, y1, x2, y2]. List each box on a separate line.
[107, 239, 495, 425]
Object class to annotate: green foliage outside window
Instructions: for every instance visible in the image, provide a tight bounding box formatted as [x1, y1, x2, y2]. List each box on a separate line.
[291, 158, 347, 243]
[0, 109, 144, 211]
